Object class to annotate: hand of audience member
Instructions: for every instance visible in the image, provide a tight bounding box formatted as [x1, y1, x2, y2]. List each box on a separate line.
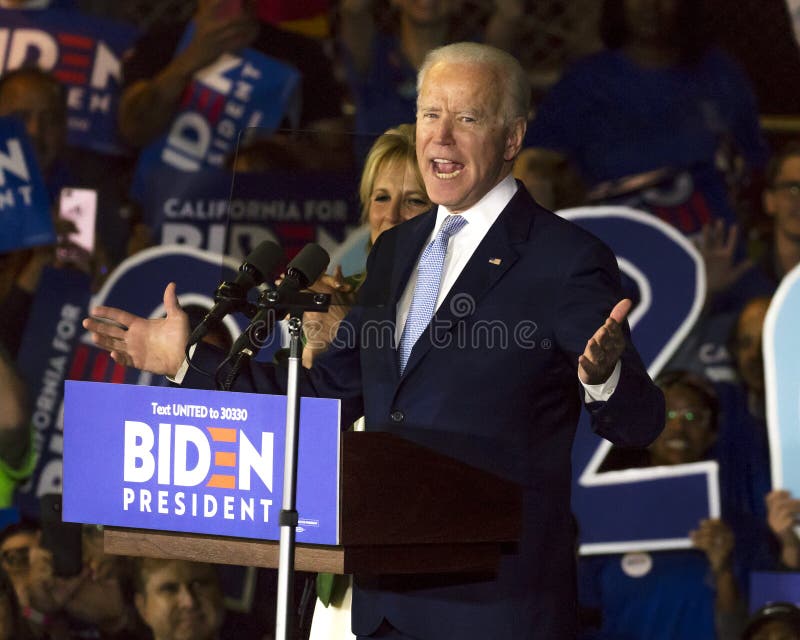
[690, 518, 734, 574]
[82, 282, 189, 377]
[302, 265, 356, 367]
[578, 298, 631, 385]
[766, 489, 800, 568]
[63, 567, 128, 631]
[696, 220, 753, 299]
[27, 546, 86, 614]
[181, 0, 259, 74]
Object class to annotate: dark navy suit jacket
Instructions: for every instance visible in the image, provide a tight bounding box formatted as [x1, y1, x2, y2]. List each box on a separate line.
[187, 184, 664, 639]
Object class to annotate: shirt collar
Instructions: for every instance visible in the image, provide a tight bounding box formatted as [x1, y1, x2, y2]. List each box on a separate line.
[431, 173, 518, 240]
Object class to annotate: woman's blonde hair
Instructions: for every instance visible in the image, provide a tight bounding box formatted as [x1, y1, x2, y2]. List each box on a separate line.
[358, 123, 426, 224]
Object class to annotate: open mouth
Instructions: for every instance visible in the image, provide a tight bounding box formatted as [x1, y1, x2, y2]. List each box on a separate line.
[664, 438, 688, 451]
[432, 158, 464, 180]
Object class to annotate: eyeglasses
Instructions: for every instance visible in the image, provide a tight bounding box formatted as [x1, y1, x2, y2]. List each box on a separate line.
[666, 409, 710, 424]
[771, 181, 800, 198]
[0, 547, 30, 570]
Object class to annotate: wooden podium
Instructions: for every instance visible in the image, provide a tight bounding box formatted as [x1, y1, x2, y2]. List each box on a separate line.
[104, 431, 522, 575]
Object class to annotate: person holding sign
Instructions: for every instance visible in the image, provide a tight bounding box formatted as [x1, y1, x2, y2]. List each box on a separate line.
[580, 371, 745, 640]
[84, 43, 663, 640]
[118, 0, 344, 147]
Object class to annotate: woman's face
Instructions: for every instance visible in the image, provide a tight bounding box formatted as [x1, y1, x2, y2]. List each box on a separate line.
[367, 158, 430, 244]
[649, 384, 715, 466]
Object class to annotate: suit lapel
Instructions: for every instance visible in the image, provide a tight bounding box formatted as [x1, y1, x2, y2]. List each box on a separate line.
[372, 210, 437, 383]
[398, 187, 535, 381]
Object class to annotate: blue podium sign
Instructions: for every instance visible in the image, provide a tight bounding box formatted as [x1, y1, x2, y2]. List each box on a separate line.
[765, 263, 800, 494]
[560, 206, 717, 554]
[63, 381, 340, 544]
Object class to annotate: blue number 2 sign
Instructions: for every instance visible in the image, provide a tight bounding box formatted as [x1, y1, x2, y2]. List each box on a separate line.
[560, 207, 719, 554]
[765, 263, 800, 494]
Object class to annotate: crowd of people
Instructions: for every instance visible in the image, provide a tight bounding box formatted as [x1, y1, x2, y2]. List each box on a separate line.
[2, 0, 800, 638]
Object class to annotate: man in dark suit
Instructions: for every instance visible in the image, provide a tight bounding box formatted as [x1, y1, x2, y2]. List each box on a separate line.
[84, 42, 663, 640]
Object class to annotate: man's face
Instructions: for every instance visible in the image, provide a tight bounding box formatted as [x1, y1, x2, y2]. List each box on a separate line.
[0, 74, 65, 174]
[416, 61, 523, 214]
[135, 561, 224, 640]
[734, 298, 769, 394]
[764, 155, 800, 242]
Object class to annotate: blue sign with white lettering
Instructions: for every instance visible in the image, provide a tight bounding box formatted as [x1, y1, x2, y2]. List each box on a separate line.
[63, 381, 341, 544]
[139, 165, 361, 262]
[14, 266, 91, 517]
[561, 207, 716, 554]
[131, 25, 300, 201]
[0, 116, 54, 253]
[0, 8, 139, 155]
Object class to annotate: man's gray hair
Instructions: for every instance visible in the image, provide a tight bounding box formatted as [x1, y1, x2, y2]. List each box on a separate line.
[416, 42, 531, 125]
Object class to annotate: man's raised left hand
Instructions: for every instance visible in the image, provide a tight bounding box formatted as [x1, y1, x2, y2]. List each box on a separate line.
[578, 298, 631, 385]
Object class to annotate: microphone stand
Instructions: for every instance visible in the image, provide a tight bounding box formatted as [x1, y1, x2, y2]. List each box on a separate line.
[218, 288, 330, 640]
[275, 308, 303, 640]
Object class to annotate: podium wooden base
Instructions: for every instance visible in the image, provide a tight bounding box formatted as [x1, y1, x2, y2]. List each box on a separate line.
[104, 527, 509, 574]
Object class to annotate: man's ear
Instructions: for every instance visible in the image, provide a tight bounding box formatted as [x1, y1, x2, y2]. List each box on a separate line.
[504, 117, 527, 163]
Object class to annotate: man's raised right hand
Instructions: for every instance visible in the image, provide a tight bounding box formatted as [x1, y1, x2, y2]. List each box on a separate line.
[82, 282, 189, 378]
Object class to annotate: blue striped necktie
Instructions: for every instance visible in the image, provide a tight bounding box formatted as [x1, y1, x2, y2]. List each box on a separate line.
[398, 214, 468, 374]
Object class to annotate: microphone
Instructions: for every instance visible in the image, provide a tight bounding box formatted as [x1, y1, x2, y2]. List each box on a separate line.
[187, 240, 283, 348]
[228, 243, 330, 357]
[274, 242, 330, 299]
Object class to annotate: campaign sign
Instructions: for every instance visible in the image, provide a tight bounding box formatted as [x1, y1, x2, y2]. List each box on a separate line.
[15, 267, 91, 516]
[0, 116, 54, 253]
[140, 165, 361, 262]
[749, 572, 800, 613]
[560, 207, 716, 554]
[63, 381, 341, 544]
[131, 26, 300, 200]
[0, 8, 139, 155]
[765, 262, 800, 494]
[13, 247, 272, 518]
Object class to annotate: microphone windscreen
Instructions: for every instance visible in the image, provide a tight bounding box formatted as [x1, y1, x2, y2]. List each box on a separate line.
[240, 240, 284, 287]
[286, 243, 330, 287]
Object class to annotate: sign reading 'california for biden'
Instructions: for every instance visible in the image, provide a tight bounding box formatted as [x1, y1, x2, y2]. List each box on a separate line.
[62, 381, 340, 544]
